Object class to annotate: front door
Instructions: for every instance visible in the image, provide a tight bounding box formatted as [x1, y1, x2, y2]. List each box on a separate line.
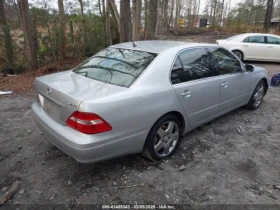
[208, 47, 251, 114]
[265, 36, 280, 61]
[171, 47, 220, 127]
[242, 35, 267, 60]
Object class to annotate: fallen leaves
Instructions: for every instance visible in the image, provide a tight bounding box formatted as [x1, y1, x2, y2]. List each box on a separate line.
[0, 58, 81, 94]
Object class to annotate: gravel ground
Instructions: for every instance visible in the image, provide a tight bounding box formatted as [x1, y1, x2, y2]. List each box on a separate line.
[0, 35, 279, 206]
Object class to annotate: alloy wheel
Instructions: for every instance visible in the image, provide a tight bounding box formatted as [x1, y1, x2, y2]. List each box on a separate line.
[154, 121, 179, 157]
[253, 83, 265, 107]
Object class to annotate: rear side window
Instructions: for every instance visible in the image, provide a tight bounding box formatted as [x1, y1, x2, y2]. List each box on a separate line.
[267, 36, 280, 45]
[73, 48, 157, 87]
[243, 36, 265, 44]
[208, 47, 242, 75]
[171, 48, 213, 84]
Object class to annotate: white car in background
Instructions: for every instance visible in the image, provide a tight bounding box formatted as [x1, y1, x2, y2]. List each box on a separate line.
[216, 33, 280, 62]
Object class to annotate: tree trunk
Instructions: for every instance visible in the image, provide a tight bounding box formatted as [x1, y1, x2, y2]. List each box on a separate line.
[156, 0, 162, 34]
[209, 0, 213, 24]
[102, 0, 106, 44]
[105, 0, 112, 45]
[58, 0, 65, 62]
[264, 0, 274, 32]
[69, 21, 74, 43]
[120, 0, 131, 42]
[109, 0, 120, 40]
[144, 0, 148, 38]
[168, 0, 174, 35]
[149, 0, 157, 39]
[219, 0, 225, 27]
[0, 0, 14, 67]
[17, 0, 38, 70]
[161, 0, 168, 34]
[132, 0, 142, 41]
[98, 0, 103, 17]
[212, 0, 218, 27]
[78, 0, 84, 21]
[78, 0, 86, 43]
[174, 0, 180, 32]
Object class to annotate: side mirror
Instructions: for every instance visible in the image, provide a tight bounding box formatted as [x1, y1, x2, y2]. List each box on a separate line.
[245, 64, 254, 72]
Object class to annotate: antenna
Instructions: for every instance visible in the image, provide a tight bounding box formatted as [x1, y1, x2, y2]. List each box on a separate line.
[132, 40, 136, 47]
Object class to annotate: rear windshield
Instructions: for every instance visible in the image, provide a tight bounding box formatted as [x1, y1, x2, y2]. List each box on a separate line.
[226, 34, 243, 41]
[73, 48, 157, 87]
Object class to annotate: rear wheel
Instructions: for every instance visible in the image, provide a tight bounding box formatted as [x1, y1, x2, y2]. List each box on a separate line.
[246, 80, 266, 110]
[142, 115, 181, 161]
[232, 50, 244, 61]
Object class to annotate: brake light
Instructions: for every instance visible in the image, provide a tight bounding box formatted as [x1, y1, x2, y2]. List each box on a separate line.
[66, 111, 112, 134]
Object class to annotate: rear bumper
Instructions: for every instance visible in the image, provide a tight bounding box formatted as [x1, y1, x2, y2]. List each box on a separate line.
[31, 102, 146, 163]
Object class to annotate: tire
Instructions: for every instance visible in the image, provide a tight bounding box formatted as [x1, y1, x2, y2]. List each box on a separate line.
[142, 114, 182, 161]
[246, 80, 266, 110]
[232, 50, 244, 61]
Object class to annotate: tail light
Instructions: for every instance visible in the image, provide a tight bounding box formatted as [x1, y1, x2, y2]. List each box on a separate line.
[66, 111, 112, 134]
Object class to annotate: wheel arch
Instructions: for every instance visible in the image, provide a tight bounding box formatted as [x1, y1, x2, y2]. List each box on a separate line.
[261, 78, 269, 95]
[231, 49, 245, 60]
[150, 111, 186, 137]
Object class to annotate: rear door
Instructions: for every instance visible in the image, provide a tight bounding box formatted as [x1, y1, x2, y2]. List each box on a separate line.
[242, 35, 267, 60]
[208, 47, 251, 114]
[265, 36, 280, 61]
[171, 47, 220, 127]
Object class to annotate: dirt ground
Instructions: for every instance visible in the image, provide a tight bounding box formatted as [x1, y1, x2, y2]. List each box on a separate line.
[0, 35, 280, 207]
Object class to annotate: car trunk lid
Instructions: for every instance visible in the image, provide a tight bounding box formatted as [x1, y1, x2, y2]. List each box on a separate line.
[35, 70, 127, 125]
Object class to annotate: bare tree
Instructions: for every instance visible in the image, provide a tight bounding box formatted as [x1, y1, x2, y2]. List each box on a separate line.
[169, 0, 175, 34]
[219, 0, 225, 27]
[149, 0, 157, 39]
[264, 0, 274, 32]
[132, 0, 142, 41]
[17, 0, 38, 70]
[109, 0, 120, 40]
[212, 0, 218, 27]
[120, 0, 131, 42]
[144, 0, 148, 38]
[0, 0, 14, 66]
[58, 0, 65, 62]
[174, 0, 181, 32]
[161, 0, 169, 34]
[105, 0, 112, 45]
[78, 0, 84, 21]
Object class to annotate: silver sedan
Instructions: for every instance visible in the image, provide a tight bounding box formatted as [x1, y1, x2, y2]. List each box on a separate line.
[31, 41, 269, 163]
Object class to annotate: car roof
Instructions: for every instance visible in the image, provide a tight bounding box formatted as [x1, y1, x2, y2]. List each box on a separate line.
[240, 33, 280, 37]
[110, 40, 217, 54]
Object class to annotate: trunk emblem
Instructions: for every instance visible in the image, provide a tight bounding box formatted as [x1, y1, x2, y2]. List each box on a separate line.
[46, 87, 51, 95]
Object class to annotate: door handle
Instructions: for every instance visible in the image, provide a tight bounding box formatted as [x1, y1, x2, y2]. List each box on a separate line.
[221, 82, 228, 88]
[243, 44, 248, 47]
[181, 90, 191, 98]
[268, 46, 273, 48]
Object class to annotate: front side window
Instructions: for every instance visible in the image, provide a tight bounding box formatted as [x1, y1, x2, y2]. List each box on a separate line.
[243, 36, 265, 44]
[208, 47, 242, 75]
[73, 48, 157, 87]
[171, 48, 213, 84]
[267, 36, 280, 45]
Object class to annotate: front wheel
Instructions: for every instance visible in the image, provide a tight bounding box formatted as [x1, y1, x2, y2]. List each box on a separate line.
[142, 115, 182, 161]
[246, 80, 266, 110]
